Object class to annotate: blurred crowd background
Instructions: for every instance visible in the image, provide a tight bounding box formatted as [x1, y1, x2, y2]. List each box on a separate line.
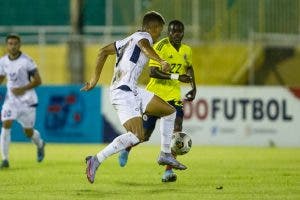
[0, 0, 299, 86]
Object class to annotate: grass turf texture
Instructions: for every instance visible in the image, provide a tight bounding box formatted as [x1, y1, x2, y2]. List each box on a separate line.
[0, 143, 299, 200]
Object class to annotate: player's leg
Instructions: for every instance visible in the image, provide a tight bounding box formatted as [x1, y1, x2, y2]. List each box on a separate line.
[19, 106, 45, 162]
[86, 117, 143, 183]
[145, 95, 186, 170]
[162, 100, 184, 182]
[162, 116, 183, 182]
[0, 120, 13, 168]
[118, 114, 157, 167]
[23, 128, 45, 162]
[0, 102, 16, 168]
[85, 87, 145, 183]
[96, 116, 144, 163]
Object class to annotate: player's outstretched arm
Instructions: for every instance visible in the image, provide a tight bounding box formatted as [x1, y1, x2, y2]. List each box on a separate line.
[81, 43, 116, 91]
[149, 66, 171, 79]
[149, 66, 192, 83]
[185, 66, 197, 101]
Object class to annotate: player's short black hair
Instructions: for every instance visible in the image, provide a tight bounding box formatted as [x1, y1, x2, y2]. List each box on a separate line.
[168, 20, 184, 32]
[5, 33, 21, 43]
[142, 11, 165, 27]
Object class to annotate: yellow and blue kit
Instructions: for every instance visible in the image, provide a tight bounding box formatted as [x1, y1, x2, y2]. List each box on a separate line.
[146, 37, 193, 102]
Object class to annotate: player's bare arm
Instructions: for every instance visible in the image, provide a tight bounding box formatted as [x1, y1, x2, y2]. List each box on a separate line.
[149, 66, 192, 83]
[138, 39, 171, 72]
[11, 69, 42, 96]
[185, 66, 197, 101]
[81, 43, 116, 91]
[0, 75, 5, 84]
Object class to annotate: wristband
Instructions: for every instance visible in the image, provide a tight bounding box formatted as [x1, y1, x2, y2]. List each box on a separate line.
[170, 74, 179, 80]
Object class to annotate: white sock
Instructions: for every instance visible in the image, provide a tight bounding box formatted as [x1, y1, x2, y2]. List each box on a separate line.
[0, 128, 11, 160]
[31, 129, 43, 148]
[160, 112, 176, 153]
[96, 132, 140, 163]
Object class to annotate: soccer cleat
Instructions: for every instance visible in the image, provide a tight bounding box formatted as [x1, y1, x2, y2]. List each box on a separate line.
[37, 141, 46, 162]
[162, 170, 177, 182]
[157, 152, 187, 170]
[0, 160, 9, 169]
[118, 149, 129, 167]
[85, 156, 100, 184]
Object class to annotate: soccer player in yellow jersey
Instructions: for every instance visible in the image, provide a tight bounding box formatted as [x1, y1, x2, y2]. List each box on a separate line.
[119, 20, 197, 182]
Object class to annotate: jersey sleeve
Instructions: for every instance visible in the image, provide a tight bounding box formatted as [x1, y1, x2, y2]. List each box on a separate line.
[135, 32, 153, 46]
[115, 32, 153, 58]
[115, 36, 130, 54]
[26, 56, 38, 72]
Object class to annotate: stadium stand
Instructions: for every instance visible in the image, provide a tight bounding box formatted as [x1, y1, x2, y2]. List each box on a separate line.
[0, 0, 299, 86]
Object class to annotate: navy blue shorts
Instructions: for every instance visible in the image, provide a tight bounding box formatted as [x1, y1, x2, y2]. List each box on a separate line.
[143, 100, 183, 131]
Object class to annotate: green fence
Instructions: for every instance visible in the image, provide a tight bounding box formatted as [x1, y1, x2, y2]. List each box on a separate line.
[1, 0, 300, 42]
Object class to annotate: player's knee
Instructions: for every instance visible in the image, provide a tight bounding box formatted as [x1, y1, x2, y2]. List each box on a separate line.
[2, 120, 13, 129]
[162, 104, 176, 116]
[168, 106, 176, 115]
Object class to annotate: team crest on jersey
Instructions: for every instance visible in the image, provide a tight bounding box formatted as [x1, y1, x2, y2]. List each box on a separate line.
[9, 72, 17, 81]
[183, 54, 187, 60]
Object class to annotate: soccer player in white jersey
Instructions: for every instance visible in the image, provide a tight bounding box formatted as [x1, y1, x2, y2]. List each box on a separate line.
[0, 34, 45, 169]
[81, 11, 187, 184]
[119, 20, 196, 182]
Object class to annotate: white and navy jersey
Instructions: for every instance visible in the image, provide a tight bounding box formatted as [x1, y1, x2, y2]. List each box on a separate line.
[0, 53, 38, 106]
[111, 31, 153, 90]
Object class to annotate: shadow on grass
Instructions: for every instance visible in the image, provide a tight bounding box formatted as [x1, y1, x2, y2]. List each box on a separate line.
[75, 186, 178, 198]
[115, 180, 179, 193]
[75, 189, 107, 196]
[75, 180, 179, 197]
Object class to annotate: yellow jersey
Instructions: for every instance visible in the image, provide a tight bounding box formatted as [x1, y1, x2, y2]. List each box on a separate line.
[146, 37, 193, 101]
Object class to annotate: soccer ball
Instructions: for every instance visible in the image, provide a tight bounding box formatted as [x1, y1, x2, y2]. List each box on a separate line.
[171, 132, 192, 155]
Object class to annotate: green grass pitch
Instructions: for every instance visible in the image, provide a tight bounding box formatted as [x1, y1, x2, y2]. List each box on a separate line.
[0, 143, 299, 200]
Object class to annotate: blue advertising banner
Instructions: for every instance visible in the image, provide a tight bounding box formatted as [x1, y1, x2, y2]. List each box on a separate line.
[0, 85, 102, 143]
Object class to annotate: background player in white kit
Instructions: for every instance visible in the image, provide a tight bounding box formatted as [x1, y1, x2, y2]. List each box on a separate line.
[81, 11, 187, 184]
[0, 34, 45, 169]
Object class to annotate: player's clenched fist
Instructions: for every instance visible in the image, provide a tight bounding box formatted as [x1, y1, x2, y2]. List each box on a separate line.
[80, 79, 97, 91]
